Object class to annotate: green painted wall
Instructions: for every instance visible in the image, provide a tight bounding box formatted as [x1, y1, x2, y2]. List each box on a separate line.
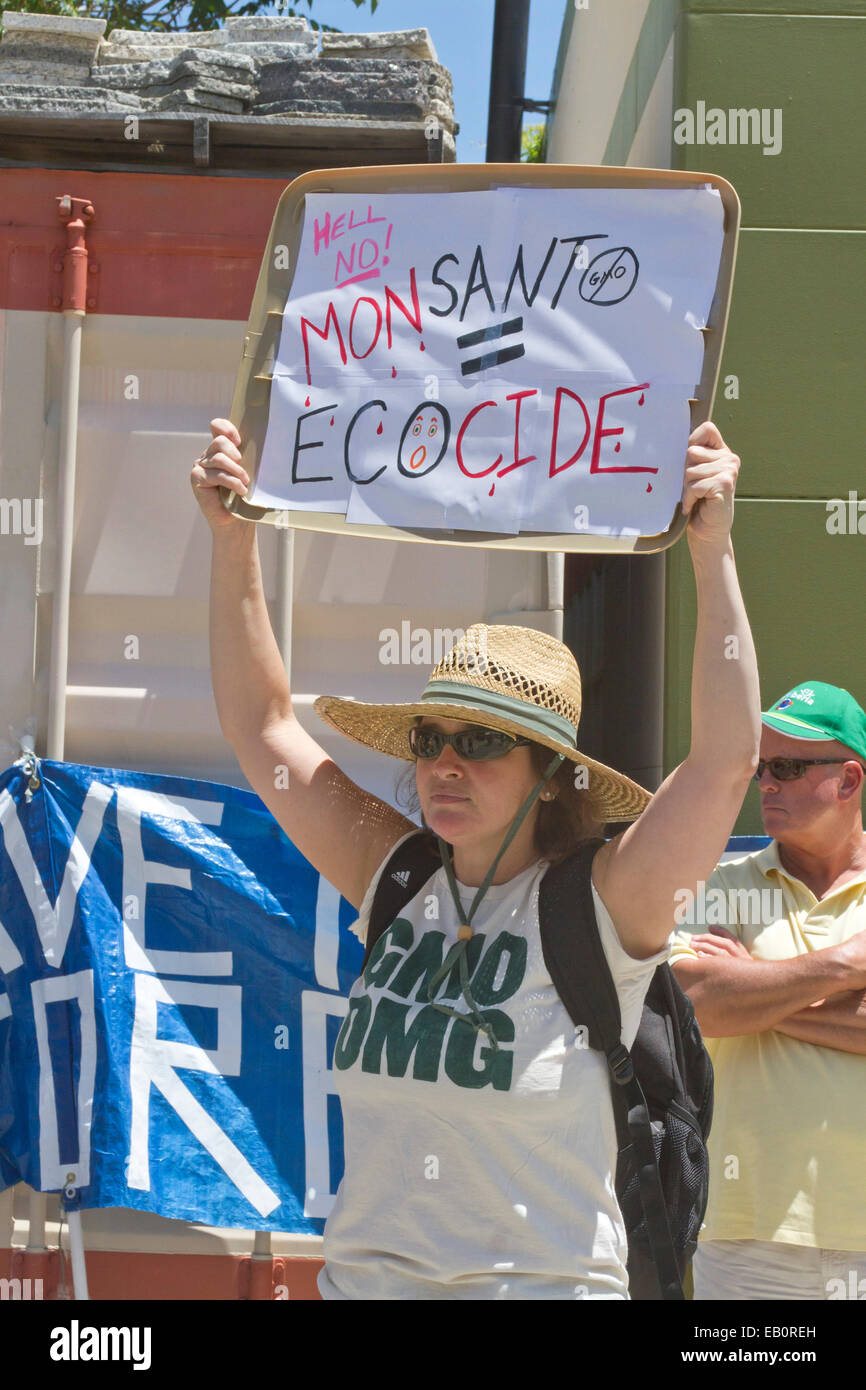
[676, 14, 862, 228]
[667, 4, 866, 832]
[688, 0, 865, 13]
[708, 232, 861, 498]
[664, 502, 866, 830]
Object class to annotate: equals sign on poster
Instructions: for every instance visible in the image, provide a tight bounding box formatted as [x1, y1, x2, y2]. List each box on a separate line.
[457, 317, 525, 375]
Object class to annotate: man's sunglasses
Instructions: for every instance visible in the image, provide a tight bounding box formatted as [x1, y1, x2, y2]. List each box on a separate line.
[408, 725, 533, 761]
[754, 757, 849, 782]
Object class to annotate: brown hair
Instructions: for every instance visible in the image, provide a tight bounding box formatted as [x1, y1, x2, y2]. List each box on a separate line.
[395, 740, 605, 864]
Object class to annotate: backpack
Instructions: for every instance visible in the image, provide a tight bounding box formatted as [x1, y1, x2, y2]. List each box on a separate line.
[361, 830, 714, 1301]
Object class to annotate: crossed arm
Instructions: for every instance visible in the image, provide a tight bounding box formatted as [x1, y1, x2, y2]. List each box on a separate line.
[774, 990, 866, 1052]
[671, 930, 866, 1055]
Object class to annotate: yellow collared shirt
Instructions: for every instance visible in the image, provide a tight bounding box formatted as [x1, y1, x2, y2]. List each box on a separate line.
[671, 842, 866, 1250]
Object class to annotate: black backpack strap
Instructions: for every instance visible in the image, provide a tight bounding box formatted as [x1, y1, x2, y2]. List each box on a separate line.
[539, 840, 684, 1301]
[360, 830, 442, 972]
[538, 838, 616, 1051]
[616, 1072, 683, 1301]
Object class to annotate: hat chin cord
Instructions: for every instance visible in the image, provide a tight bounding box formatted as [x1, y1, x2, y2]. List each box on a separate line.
[425, 752, 565, 1050]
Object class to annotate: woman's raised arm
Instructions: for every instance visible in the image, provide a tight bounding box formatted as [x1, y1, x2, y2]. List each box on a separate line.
[592, 421, 761, 959]
[192, 418, 415, 909]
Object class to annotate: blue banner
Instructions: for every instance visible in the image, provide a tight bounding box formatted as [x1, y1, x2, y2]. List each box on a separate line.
[0, 758, 365, 1232]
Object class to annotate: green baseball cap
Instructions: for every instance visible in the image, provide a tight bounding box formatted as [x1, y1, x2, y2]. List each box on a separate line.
[762, 681, 866, 761]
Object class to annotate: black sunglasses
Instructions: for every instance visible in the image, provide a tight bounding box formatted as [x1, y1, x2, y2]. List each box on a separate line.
[754, 757, 847, 782]
[408, 725, 533, 761]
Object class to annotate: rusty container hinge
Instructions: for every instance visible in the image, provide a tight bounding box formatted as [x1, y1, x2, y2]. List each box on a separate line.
[237, 1256, 287, 1300]
[10, 1247, 63, 1300]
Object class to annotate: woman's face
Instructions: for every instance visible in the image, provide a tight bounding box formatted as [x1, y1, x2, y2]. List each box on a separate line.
[413, 716, 540, 847]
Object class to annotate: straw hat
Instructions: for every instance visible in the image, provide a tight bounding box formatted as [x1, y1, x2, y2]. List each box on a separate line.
[314, 623, 650, 822]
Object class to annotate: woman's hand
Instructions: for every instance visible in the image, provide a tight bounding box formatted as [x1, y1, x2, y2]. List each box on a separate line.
[190, 418, 250, 534]
[682, 420, 740, 550]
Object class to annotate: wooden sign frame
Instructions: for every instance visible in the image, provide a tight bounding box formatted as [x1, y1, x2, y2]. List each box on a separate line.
[223, 162, 740, 553]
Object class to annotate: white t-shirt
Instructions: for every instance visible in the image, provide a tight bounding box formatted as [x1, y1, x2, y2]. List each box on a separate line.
[318, 832, 671, 1301]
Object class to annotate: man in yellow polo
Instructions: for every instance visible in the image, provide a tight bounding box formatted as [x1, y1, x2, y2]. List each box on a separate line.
[671, 681, 866, 1300]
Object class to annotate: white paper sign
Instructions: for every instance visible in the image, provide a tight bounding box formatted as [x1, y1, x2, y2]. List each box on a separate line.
[251, 186, 725, 537]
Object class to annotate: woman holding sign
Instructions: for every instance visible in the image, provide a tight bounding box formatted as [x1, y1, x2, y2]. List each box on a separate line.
[191, 416, 759, 1301]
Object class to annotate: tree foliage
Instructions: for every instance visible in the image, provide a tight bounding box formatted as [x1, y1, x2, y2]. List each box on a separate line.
[7, 0, 377, 36]
[521, 123, 546, 163]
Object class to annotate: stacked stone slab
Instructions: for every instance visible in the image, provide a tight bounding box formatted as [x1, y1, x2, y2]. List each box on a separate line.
[254, 58, 452, 124]
[320, 29, 439, 63]
[0, 11, 455, 148]
[92, 50, 258, 115]
[98, 15, 318, 64]
[0, 11, 105, 84]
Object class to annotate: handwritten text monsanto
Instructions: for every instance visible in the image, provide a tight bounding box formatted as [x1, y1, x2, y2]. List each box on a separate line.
[290, 209, 656, 493]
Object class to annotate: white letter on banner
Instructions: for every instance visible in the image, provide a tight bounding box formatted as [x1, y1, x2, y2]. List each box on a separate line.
[314, 874, 342, 991]
[0, 783, 113, 969]
[31, 970, 97, 1188]
[0, 900, 24, 1040]
[0, 913, 24, 974]
[115, 788, 232, 976]
[127, 974, 279, 1217]
[301, 989, 349, 1218]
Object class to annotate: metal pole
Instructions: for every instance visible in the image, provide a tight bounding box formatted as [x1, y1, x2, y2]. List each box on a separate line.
[252, 1231, 271, 1257]
[487, 1, 544, 622]
[46, 309, 84, 759]
[66, 1207, 90, 1300]
[37, 195, 93, 1289]
[49, 304, 93, 1295]
[28, 307, 85, 1268]
[546, 552, 564, 641]
[486, 0, 531, 163]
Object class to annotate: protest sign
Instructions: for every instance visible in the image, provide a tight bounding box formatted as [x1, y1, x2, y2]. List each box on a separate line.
[0, 758, 363, 1231]
[227, 164, 739, 551]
